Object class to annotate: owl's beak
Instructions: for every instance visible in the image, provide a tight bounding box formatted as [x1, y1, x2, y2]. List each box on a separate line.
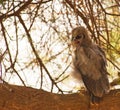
[71, 37, 82, 46]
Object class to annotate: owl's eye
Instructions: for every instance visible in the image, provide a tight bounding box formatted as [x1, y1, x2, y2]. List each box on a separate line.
[76, 35, 82, 39]
[72, 34, 85, 41]
[76, 34, 85, 40]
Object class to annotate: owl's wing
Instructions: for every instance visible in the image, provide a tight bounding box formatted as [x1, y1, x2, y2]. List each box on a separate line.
[78, 45, 109, 97]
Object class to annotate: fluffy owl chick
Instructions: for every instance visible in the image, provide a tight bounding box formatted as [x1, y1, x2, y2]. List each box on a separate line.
[71, 26, 110, 104]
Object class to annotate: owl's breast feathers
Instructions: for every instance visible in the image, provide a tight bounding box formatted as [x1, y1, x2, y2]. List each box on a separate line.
[73, 44, 109, 97]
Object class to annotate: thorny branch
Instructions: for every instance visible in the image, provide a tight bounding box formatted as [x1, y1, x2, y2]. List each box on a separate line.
[0, 21, 26, 86]
[17, 15, 63, 93]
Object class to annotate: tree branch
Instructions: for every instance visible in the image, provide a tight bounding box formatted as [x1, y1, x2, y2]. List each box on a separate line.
[0, 84, 120, 110]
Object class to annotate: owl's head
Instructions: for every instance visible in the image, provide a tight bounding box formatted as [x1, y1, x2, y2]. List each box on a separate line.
[71, 26, 91, 47]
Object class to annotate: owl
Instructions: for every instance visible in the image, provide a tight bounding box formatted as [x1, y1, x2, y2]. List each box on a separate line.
[71, 26, 110, 104]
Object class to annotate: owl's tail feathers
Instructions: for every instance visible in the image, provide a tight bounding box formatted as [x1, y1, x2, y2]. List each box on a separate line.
[90, 93, 101, 104]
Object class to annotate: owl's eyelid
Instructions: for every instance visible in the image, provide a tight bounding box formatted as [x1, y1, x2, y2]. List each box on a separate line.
[82, 34, 85, 38]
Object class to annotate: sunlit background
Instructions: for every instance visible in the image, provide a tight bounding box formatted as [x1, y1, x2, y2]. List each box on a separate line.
[0, 0, 120, 93]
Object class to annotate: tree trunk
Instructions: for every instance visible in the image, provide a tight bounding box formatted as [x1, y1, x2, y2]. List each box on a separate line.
[0, 84, 119, 110]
